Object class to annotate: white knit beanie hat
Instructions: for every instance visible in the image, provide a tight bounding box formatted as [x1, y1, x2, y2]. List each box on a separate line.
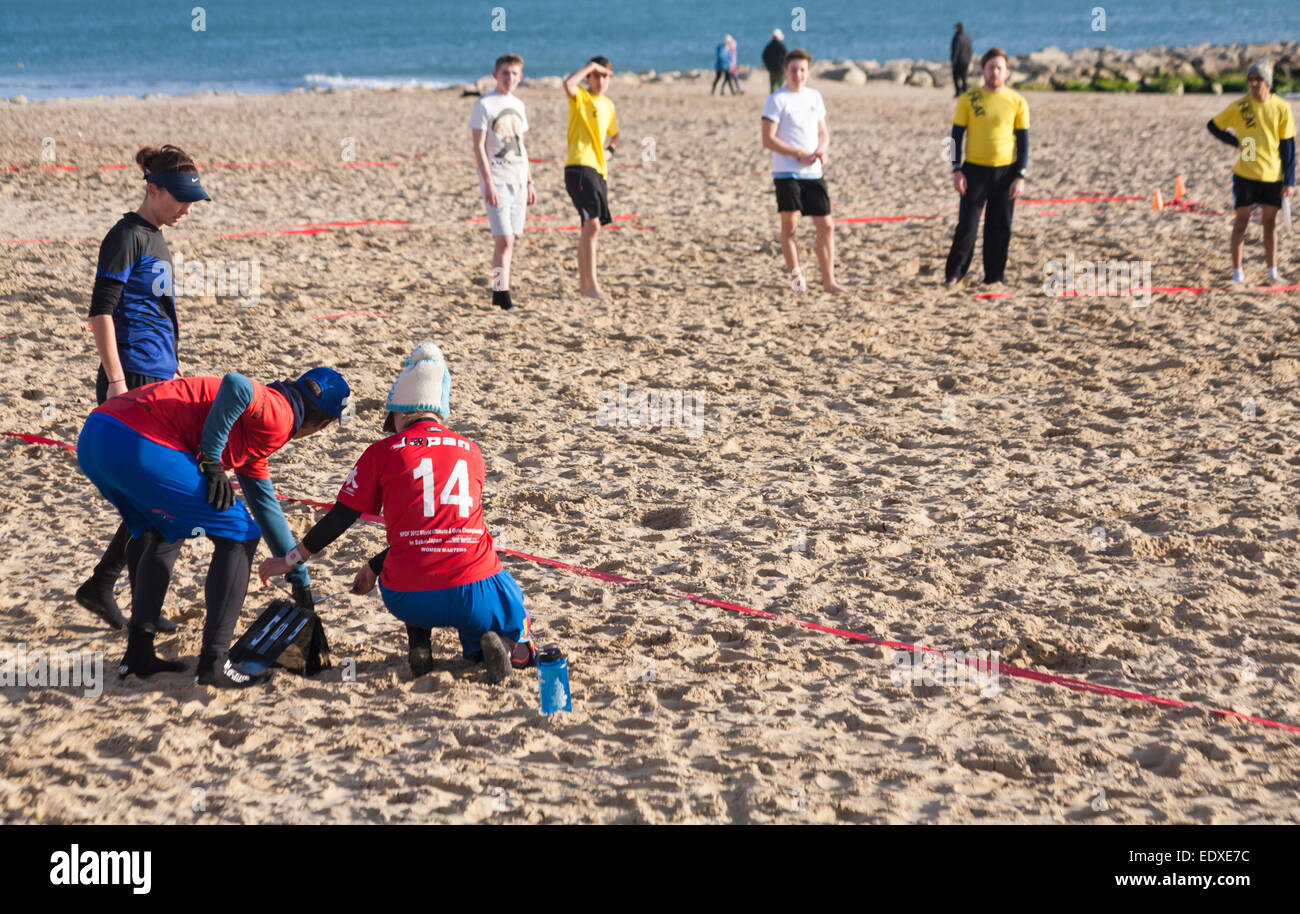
[384, 342, 450, 430]
[1247, 59, 1273, 88]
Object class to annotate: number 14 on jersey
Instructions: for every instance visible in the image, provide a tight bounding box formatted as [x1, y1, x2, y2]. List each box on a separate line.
[413, 457, 473, 518]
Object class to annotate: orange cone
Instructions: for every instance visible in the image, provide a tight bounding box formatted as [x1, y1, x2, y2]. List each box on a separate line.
[1174, 175, 1186, 200]
[1152, 188, 1163, 210]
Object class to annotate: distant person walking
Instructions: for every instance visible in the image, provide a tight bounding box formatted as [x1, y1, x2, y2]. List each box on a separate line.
[726, 36, 743, 95]
[712, 36, 733, 95]
[944, 47, 1029, 286]
[762, 29, 787, 93]
[1206, 59, 1295, 283]
[951, 23, 972, 96]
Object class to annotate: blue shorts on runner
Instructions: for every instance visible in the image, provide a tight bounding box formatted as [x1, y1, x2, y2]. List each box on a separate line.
[380, 567, 533, 661]
[77, 412, 262, 544]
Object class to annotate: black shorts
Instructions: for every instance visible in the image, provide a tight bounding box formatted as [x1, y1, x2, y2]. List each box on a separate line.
[565, 165, 612, 225]
[1232, 174, 1284, 209]
[95, 365, 168, 404]
[774, 177, 831, 216]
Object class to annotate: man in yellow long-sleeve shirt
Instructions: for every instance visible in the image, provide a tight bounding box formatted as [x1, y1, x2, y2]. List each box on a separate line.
[944, 48, 1029, 286]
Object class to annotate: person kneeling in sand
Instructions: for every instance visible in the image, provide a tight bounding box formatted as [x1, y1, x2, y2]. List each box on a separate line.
[760, 48, 843, 293]
[258, 343, 536, 683]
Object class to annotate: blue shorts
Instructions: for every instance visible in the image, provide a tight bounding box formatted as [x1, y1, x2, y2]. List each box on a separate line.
[380, 568, 532, 661]
[77, 412, 262, 544]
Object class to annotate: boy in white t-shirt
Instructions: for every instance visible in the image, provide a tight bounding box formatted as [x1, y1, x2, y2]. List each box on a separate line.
[760, 48, 844, 293]
[470, 54, 535, 311]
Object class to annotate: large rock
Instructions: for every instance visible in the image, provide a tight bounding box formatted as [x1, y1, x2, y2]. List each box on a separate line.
[1027, 45, 1071, 69]
[822, 64, 867, 85]
[881, 58, 912, 84]
[906, 67, 935, 88]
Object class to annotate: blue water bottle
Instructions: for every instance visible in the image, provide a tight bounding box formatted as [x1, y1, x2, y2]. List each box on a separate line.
[537, 646, 572, 714]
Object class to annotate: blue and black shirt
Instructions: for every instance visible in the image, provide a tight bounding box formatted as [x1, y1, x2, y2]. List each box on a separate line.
[89, 212, 179, 380]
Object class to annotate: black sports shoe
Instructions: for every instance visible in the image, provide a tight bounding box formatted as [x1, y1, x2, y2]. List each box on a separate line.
[195, 649, 271, 689]
[75, 577, 127, 629]
[480, 632, 511, 684]
[492, 289, 518, 312]
[509, 640, 536, 670]
[117, 627, 186, 680]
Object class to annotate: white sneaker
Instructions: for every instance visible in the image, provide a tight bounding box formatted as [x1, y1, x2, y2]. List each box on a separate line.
[1231, 268, 1245, 284]
[1266, 267, 1285, 283]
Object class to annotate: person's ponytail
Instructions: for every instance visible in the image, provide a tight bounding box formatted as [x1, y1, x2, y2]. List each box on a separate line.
[134, 144, 198, 176]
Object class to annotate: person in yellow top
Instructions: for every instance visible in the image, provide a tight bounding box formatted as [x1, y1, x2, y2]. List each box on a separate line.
[563, 56, 620, 299]
[1207, 60, 1296, 284]
[944, 48, 1029, 286]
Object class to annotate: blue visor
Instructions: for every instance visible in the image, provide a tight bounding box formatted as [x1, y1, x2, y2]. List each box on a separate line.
[146, 171, 211, 203]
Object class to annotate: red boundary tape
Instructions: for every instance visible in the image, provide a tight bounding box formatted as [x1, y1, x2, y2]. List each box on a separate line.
[6, 428, 1297, 735]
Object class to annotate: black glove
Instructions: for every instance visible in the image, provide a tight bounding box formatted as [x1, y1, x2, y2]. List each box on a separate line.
[197, 453, 235, 512]
[291, 584, 317, 610]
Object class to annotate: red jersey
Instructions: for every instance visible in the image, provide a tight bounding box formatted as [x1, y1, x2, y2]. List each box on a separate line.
[337, 417, 502, 591]
[95, 376, 295, 479]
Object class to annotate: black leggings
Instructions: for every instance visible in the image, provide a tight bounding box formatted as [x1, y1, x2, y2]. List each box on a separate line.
[712, 69, 735, 95]
[88, 367, 167, 586]
[126, 529, 258, 649]
[945, 162, 1017, 284]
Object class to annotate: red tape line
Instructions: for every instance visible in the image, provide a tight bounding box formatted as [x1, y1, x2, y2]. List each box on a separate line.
[838, 215, 938, 224]
[9, 428, 1295, 734]
[1017, 195, 1142, 205]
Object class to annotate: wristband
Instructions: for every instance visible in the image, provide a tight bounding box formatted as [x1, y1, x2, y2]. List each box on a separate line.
[108, 376, 125, 383]
[285, 543, 310, 568]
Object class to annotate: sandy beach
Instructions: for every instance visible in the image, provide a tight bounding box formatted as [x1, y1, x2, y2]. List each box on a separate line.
[1, 77, 1298, 823]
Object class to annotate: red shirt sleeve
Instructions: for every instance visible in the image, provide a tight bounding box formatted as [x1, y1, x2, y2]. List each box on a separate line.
[336, 442, 384, 515]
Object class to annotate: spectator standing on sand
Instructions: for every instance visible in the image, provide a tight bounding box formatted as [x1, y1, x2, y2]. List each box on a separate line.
[762, 29, 787, 93]
[1206, 59, 1295, 284]
[944, 47, 1029, 286]
[951, 23, 972, 96]
[76, 144, 211, 633]
[563, 56, 620, 299]
[761, 48, 844, 294]
[469, 53, 535, 312]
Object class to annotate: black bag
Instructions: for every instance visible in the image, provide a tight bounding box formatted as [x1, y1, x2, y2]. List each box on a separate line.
[229, 598, 331, 677]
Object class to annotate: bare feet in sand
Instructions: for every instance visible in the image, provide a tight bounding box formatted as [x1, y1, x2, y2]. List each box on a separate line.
[583, 287, 609, 300]
[822, 281, 846, 293]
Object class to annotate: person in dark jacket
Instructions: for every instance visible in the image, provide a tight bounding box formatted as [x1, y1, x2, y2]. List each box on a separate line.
[951, 23, 973, 96]
[762, 29, 787, 93]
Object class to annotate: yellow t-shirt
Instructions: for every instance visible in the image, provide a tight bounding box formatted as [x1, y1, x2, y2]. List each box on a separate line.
[954, 87, 1030, 168]
[1212, 95, 1296, 183]
[566, 86, 619, 178]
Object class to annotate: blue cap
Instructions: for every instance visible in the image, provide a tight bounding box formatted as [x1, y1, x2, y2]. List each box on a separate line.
[296, 367, 351, 424]
[145, 171, 212, 203]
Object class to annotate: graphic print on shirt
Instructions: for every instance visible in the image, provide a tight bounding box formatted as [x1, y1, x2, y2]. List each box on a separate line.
[490, 108, 525, 164]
